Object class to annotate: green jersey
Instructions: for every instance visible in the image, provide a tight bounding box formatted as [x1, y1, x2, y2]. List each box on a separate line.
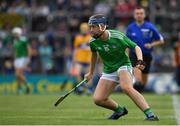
[90, 29, 137, 73]
[13, 37, 29, 58]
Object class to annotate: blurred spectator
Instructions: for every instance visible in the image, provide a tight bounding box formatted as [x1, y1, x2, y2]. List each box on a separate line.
[113, 0, 136, 24]
[39, 38, 53, 74]
[68, 0, 82, 15]
[53, 39, 66, 74]
[168, 0, 179, 14]
[3, 58, 14, 74]
[128, 0, 137, 11]
[0, 1, 8, 12]
[64, 40, 73, 75]
[1, 24, 14, 74]
[68, 16, 80, 38]
[32, 2, 50, 16]
[81, 0, 92, 22]
[94, 1, 111, 15]
[29, 39, 40, 73]
[116, 22, 126, 33]
[0, 0, 179, 75]
[56, 0, 68, 11]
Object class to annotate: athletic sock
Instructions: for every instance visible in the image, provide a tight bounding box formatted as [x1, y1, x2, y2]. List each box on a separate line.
[144, 108, 155, 118]
[115, 105, 124, 113]
[23, 80, 30, 94]
[17, 84, 22, 94]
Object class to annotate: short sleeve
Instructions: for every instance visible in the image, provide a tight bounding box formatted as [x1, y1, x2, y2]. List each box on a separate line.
[150, 24, 163, 41]
[89, 42, 97, 52]
[21, 37, 28, 45]
[123, 35, 137, 49]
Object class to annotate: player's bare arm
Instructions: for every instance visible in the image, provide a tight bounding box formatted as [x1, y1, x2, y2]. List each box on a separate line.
[134, 46, 146, 70]
[28, 45, 34, 58]
[144, 40, 164, 49]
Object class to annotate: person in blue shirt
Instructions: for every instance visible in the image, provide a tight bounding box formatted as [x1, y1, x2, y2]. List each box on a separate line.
[126, 7, 164, 92]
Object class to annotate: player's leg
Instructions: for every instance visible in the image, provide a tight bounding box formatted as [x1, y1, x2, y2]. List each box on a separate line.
[14, 57, 30, 94]
[129, 53, 144, 92]
[74, 63, 91, 94]
[141, 73, 148, 85]
[176, 67, 180, 92]
[132, 54, 152, 92]
[93, 73, 128, 120]
[16, 68, 30, 93]
[119, 68, 149, 110]
[73, 63, 84, 94]
[133, 67, 145, 92]
[74, 62, 82, 82]
[15, 68, 23, 93]
[93, 79, 117, 109]
[138, 55, 152, 91]
[118, 66, 158, 120]
[133, 67, 142, 82]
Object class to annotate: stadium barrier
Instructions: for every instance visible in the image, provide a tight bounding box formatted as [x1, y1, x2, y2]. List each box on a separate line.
[0, 73, 178, 94]
[0, 75, 76, 95]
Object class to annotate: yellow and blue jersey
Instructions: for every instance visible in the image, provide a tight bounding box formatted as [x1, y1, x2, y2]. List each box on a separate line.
[126, 21, 163, 55]
[73, 34, 91, 63]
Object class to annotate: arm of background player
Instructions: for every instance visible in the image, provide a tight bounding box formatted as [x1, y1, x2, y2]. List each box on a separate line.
[28, 45, 34, 58]
[151, 39, 164, 47]
[145, 39, 164, 49]
[145, 24, 164, 49]
[85, 51, 97, 81]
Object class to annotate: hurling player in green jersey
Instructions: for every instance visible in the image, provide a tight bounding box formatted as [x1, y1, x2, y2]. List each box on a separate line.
[84, 14, 158, 121]
[12, 27, 31, 94]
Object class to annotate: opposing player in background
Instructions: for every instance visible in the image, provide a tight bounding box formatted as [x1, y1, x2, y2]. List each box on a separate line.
[12, 27, 32, 94]
[173, 31, 180, 91]
[72, 23, 92, 94]
[126, 7, 164, 92]
[85, 14, 159, 121]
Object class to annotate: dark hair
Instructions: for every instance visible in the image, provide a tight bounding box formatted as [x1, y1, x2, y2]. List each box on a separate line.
[135, 6, 145, 10]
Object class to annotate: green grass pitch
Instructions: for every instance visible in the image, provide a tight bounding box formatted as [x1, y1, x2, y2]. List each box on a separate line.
[0, 93, 179, 125]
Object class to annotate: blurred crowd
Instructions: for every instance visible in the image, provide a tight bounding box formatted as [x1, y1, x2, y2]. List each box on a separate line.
[0, 0, 180, 75]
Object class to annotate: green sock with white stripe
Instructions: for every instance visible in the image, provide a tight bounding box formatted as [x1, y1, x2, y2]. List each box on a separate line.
[144, 108, 155, 118]
[115, 105, 124, 113]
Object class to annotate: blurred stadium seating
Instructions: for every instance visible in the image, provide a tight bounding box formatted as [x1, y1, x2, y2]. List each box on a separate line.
[0, 0, 179, 75]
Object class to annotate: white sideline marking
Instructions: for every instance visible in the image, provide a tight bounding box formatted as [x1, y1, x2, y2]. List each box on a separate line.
[172, 94, 180, 125]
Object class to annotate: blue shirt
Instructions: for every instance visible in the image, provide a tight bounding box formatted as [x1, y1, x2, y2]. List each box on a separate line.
[126, 21, 163, 55]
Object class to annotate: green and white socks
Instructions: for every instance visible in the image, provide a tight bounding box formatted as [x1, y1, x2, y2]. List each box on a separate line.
[115, 105, 124, 113]
[144, 108, 155, 118]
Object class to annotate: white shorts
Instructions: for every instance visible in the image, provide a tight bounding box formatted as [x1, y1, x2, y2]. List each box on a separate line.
[100, 65, 135, 83]
[14, 57, 29, 69]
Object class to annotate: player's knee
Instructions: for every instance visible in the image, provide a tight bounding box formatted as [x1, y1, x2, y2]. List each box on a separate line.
[15, 72, 21, 78]
[93, 95, 105, 105]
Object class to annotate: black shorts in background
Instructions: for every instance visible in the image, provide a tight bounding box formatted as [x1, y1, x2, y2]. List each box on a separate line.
[129, 53, 152, 74]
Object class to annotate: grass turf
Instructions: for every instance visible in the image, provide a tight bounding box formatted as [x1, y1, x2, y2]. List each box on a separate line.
[0, 93, 178, 125]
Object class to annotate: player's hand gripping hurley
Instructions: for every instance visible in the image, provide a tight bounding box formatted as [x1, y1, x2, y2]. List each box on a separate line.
[54, 79, 87, 107]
